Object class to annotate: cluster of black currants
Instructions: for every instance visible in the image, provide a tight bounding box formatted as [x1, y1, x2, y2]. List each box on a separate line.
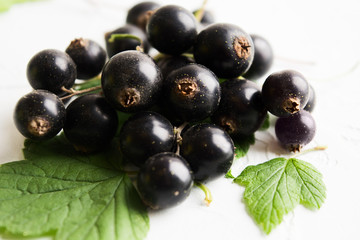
[263, 70, 316, 152]
[13, 1, 317, 209]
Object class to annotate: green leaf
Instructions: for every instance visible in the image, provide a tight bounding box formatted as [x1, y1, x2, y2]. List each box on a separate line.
[0, 0, 45, 13]
[233, 134, 255, 159]
[116, 112, 131, 131]
[234, 157, 326, 234]
[74, 77, 101, 92]
[259, 113, 270, 131]
[0, 135, 149, 240]
[225, 169, 235, 179]
[218, 78, 227, 83]
[23, 134, 124, 170]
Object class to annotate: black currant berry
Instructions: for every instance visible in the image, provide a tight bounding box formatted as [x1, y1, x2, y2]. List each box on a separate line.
[180, 123, 234, 182]
[119, 111, 176, 166]
[13, 90, 66, 140]
[243, 34, 274, 80]
[275, 110, 316, 152]
[65, 38, 107, 80]
[156, 55, 194, 80]
[304, 84, 316, 112]
[163, 63, 220, 122]
[262, 70, 309, 117]
[193, 23, 254, 78]
[105, 24, 150, 58]
[126, 1, 160, 31]
[63, 94, 118, 152]
[146, 5, 198, 55]
[101, 50, 162, 112]
[211, 79, 267, 136]
[137, 152, 193, 209]
[27, 49, 77, 95]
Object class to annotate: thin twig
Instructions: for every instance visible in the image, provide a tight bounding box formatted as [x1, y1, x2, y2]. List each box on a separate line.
[60, 85, 102, 100]
[174, 122, 188, 155]
[194, 0, 208, 22]
[291, 145, 327, 158]
[194, 181, 212, 206]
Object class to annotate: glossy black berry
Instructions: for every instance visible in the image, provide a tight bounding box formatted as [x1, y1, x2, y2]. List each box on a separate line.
[156, 54, 194, 79]
[105, 25, 150, 58]
[27, 49, 77, 95]
[194, 23, 254, 78]
[126, 1, 160, 31]
[137, 152, 193, 209]
[65, 38, 107, 80]
[13, 90, 66, 140]
[275, 110, 316, 152]
[243, 34, 274, 80]
[304, 84, 316, 112]
[63, 94, 118, 152]
[211, 79, 267, 136]
[180, 123, 234, 182]
[101, 50, 162, 112]
[146, 5, 198, 55]
[262, 70, 309, 117]
[163, 63, 220, 122]
[119, 111, 176, 166]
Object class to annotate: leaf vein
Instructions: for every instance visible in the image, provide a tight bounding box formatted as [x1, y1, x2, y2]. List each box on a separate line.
[0, 172, 117, 184]
[267, 164, 287, 226]
[247, 163, 285, 196]
[125, 180, 138, 239]
[81, 176, 123, 240]
[295, 166, 324, 192]
[293, 161, 322, 208]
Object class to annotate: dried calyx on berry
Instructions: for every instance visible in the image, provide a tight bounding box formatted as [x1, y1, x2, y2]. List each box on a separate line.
[262, 70, 310, 117]
[65, 38, 107, 80]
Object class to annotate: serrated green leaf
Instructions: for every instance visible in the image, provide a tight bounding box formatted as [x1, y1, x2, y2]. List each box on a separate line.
[23, 134, 123, 170]
[234, 157, 326, 234]
[233, 134, 255, 159]
[0, 0, 45, 13]
[225, 169, 235, 179]
[0, 135, 149, 240]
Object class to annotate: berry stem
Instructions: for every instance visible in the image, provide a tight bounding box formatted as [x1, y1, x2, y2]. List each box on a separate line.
[290, 145, 327, 158]
[152, 53, 165, 62]
[73, 75, 100, 87]
[108, 33, 144, 52]
[124, 170, 139, 179]
[194, 0, 208, 22]
[194, 181, 212, 206]
[181, 53, 194, 59]
[136, 45, 144, 52]
[174, 122, 188, 155]
[108, 33, 142, 44]
[152, 53, 194, 62]
[60, 85, 102, 100]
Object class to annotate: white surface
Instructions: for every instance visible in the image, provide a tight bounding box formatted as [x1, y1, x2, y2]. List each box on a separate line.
[1, 0, 360, 239]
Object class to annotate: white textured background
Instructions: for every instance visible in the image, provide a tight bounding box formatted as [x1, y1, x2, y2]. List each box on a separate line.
[0, 0, 360, 239]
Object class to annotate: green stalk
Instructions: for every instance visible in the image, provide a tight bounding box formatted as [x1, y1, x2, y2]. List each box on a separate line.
[194, 181, 212, 206]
